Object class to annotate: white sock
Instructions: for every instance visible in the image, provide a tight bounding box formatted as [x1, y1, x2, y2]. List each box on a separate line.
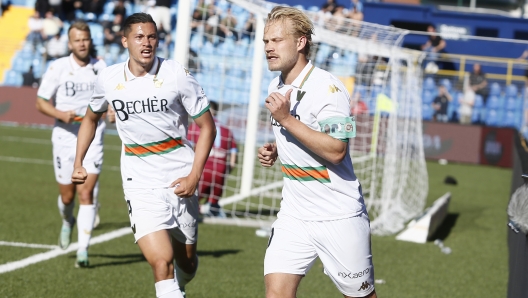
[174, 256, 198, 289]
[57, 195, 75, 226]
[155, 279, 183, 298]
[77, 204, 96, 251]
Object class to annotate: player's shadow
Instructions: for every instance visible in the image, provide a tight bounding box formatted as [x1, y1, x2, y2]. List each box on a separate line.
[428, 213, 459, 241]
[197, 249, 241, 258]
[80, 253, 147, 269]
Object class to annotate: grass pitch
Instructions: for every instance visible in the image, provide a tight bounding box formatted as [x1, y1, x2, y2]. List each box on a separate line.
[0, 125, 512, 297]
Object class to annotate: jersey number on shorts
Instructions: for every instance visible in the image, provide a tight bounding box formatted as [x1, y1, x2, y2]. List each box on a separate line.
[126, 200, 136, 234]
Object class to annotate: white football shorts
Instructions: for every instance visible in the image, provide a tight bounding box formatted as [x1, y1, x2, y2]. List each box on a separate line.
[264, 212, 375, 297]
[123, 188, 199, 244]
[52, 138, 103, 185]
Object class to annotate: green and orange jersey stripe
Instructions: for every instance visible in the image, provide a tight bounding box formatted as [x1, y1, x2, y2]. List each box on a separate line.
[124, 137, 183, 157]
[282, 164, 331, 183]
[72, 115, 84, 124]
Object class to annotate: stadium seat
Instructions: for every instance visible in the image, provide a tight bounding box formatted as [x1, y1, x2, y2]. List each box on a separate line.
[485, 109, 501, 127]
[308, 5, 319, 12]
[422, 90, 435, 104]
[11, 57, 32, 73]
[423, 77, 435, 91]
[505, 96, 521, 111]
[440, 78, 452, 92]
[489, 82, 501, 96]
[422, 104, 433, 121]
[486, 95, 501, 110]
[354, 85, 368, 99]
[505, 84, 518, 97]
[474, 94, 484, 109]
[502, 110, 522, 129]
[3, 70, 23, 86]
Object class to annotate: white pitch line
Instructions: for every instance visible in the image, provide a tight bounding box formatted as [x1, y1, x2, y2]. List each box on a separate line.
[0, 227, 132, 274]
[0, 241, 59, 250]
[0, 156, 120, 171]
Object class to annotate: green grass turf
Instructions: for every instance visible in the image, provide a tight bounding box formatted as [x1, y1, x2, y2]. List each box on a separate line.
[0, 125, 512, 297]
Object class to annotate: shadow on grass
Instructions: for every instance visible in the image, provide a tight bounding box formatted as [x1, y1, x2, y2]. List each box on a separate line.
[429, 213, 459, 241]
[68, 253, 147, 269]
[197, 249, 241, 258]
[94, 222, 131, 230]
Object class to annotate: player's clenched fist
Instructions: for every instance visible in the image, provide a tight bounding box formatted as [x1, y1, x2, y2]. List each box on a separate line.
[265, 89, 293, 124]
[71, 166, 88, 184]
[258, 143, 278, 167]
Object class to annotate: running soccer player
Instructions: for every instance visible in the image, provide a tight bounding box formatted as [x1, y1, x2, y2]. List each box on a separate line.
[257, 6, 377, 298]
[71, 13, 215, 298]
[36, 21, 107, 268]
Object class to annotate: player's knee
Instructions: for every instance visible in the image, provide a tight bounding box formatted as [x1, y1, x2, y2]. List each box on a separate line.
[150, 258, 174, 280]
[60, 190, 75, 204]
[77, 189, 94, 204]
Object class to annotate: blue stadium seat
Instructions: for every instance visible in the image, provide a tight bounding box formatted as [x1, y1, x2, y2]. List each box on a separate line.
[486, 95, 502, 110]
[3, 70, 23, 86]
[505, 84, 518, 97]
[485, 108, 501, 127]
[505, 96, 521, 111]
[422, 104, 433, 121]
[11, 57, 32, 73]
[423, 77, 435, 91]
[502, 110, 522, 129]
[440, 78, 452, 92]
[422, 90, 436, 104]
[489, 82, 501, 96]
[355, 85, 368, 100]
[474, 94, 484, 109]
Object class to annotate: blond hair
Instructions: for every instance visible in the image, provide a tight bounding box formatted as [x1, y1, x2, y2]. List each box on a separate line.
[67, 21, 91, 39]
[267, 6, 314, 55]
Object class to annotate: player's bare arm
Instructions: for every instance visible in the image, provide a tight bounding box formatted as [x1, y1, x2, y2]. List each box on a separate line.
[72, 108, 103, 184]
[36, 97, 76, 123]
[258, 142, 278, 167]
[266, 89, 347, 164]
[170, 110, 216, 197]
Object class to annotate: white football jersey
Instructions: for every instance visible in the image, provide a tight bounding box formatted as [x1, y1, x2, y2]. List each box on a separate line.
[89, 57, 210, 189]
[268, 61, 366, 221]
[38, 54, 107, 144]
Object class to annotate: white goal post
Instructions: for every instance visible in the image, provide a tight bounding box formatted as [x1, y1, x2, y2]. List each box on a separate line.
[174, 0, 429, 235]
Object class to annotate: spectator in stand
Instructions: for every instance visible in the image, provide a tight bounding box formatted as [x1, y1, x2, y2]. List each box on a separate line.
[219, 6, 238, 41]
[314, 3, 335, 28]
[22, 66, 39, 88]
[41, 10, 63, 40]
[81, 0, 104, 19]
[348, 6, 363, 36]
[421, 25, 446, 69]
[48, 0, 62, 20]
[204, 4, 220, 44]
[459, 72, 475, 125]
[191, 8, 207, 33]
[61, 0, 81, 22]
[241, 12, 255, 40]
[27, 11, 43, 49]
[187, 101, 237, 218]
[112, 0, 126, 18]
[469, 63, 488, 103]
[350, 0, 363, 13]
[326, 5, 347, 33]
[34, 0, 49, 18]
[432, 85, 452, 122]
[103, 13, 124, 51]
[151, 0, 171, 32]
[350, 91, 368, 115]
[45, 32, 68, 61]
[157, 23, 172, 58]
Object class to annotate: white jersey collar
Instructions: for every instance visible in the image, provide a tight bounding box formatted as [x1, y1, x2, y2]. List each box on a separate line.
[278, 60, 315, 90]
[124, 57, 161, 82]
[69, 53, 96, 71]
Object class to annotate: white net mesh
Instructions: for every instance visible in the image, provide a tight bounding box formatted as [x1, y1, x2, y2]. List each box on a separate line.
[185, 0, 428, 235]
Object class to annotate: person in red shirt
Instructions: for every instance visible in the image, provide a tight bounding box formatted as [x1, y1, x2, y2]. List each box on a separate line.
[350, 91, 368, 115]
[188, 101, 237, 217]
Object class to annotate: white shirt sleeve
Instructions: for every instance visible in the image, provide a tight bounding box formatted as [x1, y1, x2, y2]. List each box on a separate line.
[37, 60, 60, 101]
[177, 67, 209, 119]
[314, 79, 351, 122]
[89, 70, 109, 113]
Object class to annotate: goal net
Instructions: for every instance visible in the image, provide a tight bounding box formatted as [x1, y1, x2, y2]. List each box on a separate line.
[178, 0, 428, 235]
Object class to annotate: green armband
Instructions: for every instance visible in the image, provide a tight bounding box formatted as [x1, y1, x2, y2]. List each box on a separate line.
[319, 116, 356, 139]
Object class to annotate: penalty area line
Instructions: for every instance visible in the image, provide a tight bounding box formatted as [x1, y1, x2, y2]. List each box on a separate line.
[0, 227, 131, 274]
[0, 241, 59, 250]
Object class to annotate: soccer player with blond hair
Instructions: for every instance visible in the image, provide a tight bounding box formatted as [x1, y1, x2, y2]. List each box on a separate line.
[36, 21, 107, 268]
[258, 6, 377, 298]
[72, 13, 215, 298]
